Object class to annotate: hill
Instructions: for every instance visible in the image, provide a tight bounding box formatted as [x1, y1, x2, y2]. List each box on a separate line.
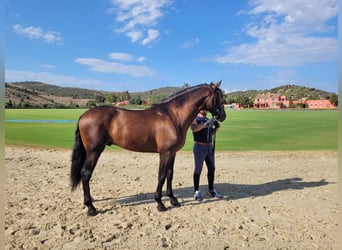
[225, 84, 333, 103]
[5, 81, 335, 108]
[5, 81, 184, 108]
[5, 82, 93, 108]
[267, 84, 332, 100]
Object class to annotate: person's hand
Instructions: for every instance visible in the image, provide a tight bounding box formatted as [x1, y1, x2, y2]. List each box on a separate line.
[213, 120, 220, 128]
[206, 118, 214, 126]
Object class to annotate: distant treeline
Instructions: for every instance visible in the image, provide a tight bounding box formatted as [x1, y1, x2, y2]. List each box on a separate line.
[5, 81, 337, 109]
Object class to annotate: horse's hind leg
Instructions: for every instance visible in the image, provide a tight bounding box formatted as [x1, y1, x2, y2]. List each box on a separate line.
[81, 149, 103, 216]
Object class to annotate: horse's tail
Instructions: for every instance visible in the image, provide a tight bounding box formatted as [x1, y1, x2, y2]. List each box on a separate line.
[70, 122, 86, 191]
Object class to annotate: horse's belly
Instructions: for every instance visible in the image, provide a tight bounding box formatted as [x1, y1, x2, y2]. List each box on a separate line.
[116, 137, 158, 153]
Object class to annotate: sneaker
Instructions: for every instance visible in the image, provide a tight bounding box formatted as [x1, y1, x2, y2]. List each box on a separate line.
[194, 190, 203, 201]
[208, 188, 223, 198]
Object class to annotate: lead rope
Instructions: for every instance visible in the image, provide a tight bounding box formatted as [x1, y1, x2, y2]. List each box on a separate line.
[213, 127, 216, 153]
[207, 115, 217, 154]
[206, 122, 211, 143]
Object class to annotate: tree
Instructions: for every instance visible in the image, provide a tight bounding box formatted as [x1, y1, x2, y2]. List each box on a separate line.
[106, 94, 117, 103]
[5, 100, 13, 108]
[183, 83, 190, 88]
[117, 91, 130, 102]
[225, 95, 236, 104]
[329, 94, 338, 106]
[94, 94, 105, 103]
[86, 100, 96, 108]
[151, 95, 166, 103]
[129, 96, 142, 105]
[236, 95, 253, 108]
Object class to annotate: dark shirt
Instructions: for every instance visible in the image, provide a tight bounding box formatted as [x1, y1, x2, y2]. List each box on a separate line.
[192, 116, 213, 143]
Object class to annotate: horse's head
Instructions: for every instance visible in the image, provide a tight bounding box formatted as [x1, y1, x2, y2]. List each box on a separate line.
[205, 81, 226, 122]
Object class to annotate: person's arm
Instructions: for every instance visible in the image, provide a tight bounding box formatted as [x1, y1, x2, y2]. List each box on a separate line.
[191, 119, 207, 132]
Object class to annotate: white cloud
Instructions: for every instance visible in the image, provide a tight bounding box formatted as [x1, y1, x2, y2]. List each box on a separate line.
[75, 58, 155, 77]
[215, 0, 338, 67]
[13, 24, 42, 39]
[12, 24, 62, 44]
[43, 31, 62, 44]
[5, 70, 102, 88]
[110, 52, 134, 61]
[136, 56, 146, 62]
[109, 0, 172, 45]
[109, 52, 147, 62]
[127, 30, 143, 42]
[141, 29, 159, 45]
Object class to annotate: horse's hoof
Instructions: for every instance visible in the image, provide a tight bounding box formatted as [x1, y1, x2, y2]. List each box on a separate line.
[157, 204, 168, 212]
[87, 209, 98, 216]
[170, 198, 181, 207]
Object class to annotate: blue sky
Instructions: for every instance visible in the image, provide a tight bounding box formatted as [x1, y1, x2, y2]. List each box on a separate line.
[5, 0, 338, 93]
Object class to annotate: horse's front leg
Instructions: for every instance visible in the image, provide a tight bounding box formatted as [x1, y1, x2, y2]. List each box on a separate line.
[155, 158, 168, 212]
[155, 152, 180, 211]
[166, 155, 180, 207]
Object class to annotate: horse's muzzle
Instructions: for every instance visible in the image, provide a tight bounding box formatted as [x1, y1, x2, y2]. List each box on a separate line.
[214, 105, 226, 122]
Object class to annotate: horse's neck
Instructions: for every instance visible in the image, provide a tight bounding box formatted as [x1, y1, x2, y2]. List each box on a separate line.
[168, 87, 211, 128]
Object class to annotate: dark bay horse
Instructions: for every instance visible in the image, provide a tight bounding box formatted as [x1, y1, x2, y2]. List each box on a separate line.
[70, 81, 226, 216]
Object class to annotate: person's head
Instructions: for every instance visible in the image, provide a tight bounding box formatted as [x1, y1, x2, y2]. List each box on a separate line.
[198, 109, 207, 117]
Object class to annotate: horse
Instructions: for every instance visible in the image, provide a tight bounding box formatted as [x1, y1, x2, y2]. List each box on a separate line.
[70, 81, 226, 216]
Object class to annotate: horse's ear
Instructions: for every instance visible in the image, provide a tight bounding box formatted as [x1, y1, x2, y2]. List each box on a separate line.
[211, 80, 222, 89]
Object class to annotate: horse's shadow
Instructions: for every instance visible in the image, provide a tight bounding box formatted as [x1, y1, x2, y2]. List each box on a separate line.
[93, 178, 330, 213]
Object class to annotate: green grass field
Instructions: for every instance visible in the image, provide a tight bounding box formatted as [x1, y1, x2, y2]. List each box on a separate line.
[5, 108, 338, 151]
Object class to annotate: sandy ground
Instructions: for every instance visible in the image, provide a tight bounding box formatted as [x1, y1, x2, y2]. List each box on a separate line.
[5, 146, 338, 249]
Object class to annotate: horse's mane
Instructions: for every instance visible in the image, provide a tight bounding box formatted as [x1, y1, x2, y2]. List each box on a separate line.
[152, 83, 209, 107]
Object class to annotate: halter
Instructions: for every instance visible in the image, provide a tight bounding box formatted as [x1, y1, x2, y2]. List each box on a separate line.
[210, 88, 224, 119]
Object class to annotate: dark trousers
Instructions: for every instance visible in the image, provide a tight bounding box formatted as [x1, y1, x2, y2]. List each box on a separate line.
[193, 143, 215, 192]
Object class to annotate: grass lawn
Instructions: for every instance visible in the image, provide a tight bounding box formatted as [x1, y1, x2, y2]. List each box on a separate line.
[5, 108, 86, 120]
[5, 108, 338, 151]
[214, 109, 337, 151]
[5, 109, 86, 149]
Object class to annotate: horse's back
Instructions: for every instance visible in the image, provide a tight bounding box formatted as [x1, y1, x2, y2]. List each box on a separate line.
[81, 106, 116, 118]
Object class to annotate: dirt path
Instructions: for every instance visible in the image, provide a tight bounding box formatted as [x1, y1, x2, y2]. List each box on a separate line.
[5, 146, 338, 249]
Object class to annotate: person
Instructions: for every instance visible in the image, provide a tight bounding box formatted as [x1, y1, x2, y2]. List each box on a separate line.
[190, 109, 223, 201]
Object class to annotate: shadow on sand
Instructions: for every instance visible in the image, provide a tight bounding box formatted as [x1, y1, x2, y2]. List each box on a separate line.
[93, 178, 330, 213]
